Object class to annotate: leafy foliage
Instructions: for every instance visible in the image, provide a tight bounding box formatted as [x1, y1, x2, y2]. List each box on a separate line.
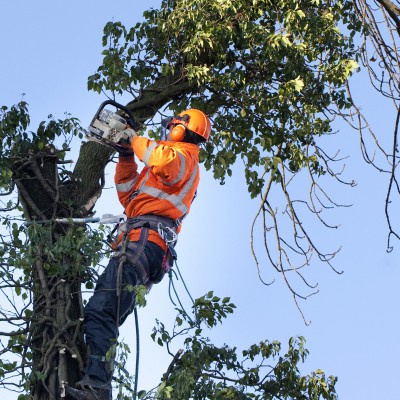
[2, 1, 388, 398]
[0, 101, 86, 205]
[139, 292, 338, 399]
[90, 0, 362, 191]
[87, 0, 364, 313]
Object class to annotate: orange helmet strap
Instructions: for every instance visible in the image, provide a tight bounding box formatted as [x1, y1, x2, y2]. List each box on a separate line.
[169, 124, 186, 141]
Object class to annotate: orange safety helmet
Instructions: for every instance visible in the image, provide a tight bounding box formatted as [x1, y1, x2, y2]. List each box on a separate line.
[167, 109, 211, 142]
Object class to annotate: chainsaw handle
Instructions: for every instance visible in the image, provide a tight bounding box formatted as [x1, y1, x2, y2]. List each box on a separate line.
[92, 100, 140, 130]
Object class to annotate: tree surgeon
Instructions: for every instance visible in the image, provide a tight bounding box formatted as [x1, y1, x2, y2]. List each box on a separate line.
[66, 108, 211, 400]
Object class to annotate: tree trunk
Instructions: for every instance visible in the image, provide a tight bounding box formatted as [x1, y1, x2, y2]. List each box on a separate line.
[13, 148, 91, 399]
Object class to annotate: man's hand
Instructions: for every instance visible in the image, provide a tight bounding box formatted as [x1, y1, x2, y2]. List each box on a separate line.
[122, 127, 137, 141]
[115, 128, 136, 156]
[116, 145, 134, 157]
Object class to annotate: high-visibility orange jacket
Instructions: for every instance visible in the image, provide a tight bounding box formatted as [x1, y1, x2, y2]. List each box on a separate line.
[114, 136, 200, 250]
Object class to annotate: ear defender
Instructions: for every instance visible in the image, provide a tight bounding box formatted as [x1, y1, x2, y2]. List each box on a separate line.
[169, 124, 186, 141]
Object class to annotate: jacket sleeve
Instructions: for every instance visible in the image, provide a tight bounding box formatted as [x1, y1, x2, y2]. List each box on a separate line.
[114, 155, 139, 208]
[132, 136, 188, 184]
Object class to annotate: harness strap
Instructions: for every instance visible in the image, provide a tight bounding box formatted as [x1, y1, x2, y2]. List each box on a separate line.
[126, 215, 178, 247]
[126, 215, 176, 231]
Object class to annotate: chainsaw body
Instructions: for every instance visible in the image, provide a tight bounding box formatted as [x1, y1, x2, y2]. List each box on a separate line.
[87, 100, 138, 151]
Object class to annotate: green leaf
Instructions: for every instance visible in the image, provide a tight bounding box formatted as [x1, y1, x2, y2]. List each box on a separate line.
[292, 76, 305, 92]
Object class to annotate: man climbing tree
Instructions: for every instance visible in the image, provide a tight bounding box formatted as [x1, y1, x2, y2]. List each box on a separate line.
[0, 0, 376, 399]
[65, 108, 211, 400]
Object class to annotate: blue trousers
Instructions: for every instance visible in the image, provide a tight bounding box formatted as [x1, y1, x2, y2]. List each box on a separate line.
[83, 238, 165, 383]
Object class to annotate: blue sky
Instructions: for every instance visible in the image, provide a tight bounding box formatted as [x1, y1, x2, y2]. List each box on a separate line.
[1, 1, 400, 399]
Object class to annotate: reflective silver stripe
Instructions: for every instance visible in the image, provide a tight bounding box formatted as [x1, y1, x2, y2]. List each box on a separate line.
[138, 169, 151, 191]
[116, 177, 138, 192]
[161, 152, 186, 186]
[143, 142, 158, 165]
[140, 162, 199, 214]
[178, 162, 198, 202]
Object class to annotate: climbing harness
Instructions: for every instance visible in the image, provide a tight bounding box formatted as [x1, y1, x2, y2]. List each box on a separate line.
[112, 214, 181, 314]
[126, 215, 178, 246]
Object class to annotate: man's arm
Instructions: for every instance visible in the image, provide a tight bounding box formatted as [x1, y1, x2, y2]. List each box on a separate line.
[131, 136, 189, 184]
[114, 154, 140, 208]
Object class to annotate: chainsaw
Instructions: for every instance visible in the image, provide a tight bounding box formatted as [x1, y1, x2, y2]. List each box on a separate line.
[87, 100, 139, 152]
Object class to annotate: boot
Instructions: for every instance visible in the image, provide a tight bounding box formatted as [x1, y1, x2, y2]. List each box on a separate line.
[65, 385, 111, 400]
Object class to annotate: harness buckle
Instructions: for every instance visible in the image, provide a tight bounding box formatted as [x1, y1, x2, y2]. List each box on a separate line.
[157, 223, 178, 246]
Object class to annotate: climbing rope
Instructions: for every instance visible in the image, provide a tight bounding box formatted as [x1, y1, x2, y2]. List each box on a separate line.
[111, 305, 140, 400]
[133, 306, 140, 400]
[168, 258, 198, 326]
